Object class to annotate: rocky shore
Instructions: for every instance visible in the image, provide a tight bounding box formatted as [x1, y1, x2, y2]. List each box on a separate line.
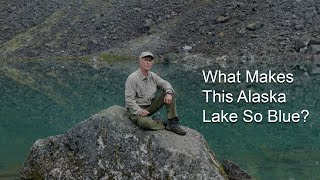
[0, 0, 319, 65]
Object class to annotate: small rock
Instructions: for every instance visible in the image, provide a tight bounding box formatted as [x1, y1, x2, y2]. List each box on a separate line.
[133, 7, 142, 12]
[141, 25, 150, 33]
[246, 21, 263, 31]
[183, 45, 192, 52]
[294, 24, 304, 30]
[216, 55, 228, 68]
[217, 16, 230, 23]
[299, 47, 308, 53]
[10, 6, 17, 10]
[314, 54, 320, 64]
[91, 56, 101, 69]
[310, 65, 320, 75]
[2, 25, 10, 31]
[222, 160, 253, 180]
[249, 34, 259, 38]
[309, 39, 320, 45]
[238, 28, 246, 36]
[145, 18, 152, 26]
[294, 37, 310, 52]
[294, 64, 308, 72]
[190, 26, 197, 32]
[310, 45, 320, 54]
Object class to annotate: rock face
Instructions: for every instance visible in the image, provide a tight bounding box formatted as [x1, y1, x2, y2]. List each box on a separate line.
[21, 105, 227, 180]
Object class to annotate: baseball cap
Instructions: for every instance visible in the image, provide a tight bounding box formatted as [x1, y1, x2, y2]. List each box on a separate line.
[139, 52, 154, 59]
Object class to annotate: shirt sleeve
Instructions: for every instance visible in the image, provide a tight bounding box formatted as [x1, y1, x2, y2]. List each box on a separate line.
[152, 72, 175, 94]
[125, 76, 143, 115]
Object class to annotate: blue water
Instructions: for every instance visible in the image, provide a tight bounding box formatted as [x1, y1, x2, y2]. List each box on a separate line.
[0, 60, 319, 179]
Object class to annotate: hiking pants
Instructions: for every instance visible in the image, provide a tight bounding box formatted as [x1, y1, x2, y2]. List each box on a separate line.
[128, 91, 178, 130]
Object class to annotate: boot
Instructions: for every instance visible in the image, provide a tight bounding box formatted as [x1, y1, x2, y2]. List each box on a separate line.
[165, 117, 186, 136]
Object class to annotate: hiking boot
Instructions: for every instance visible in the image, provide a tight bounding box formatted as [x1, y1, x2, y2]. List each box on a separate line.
[165, 117, 186, 136]
[152, 116, 168, 126]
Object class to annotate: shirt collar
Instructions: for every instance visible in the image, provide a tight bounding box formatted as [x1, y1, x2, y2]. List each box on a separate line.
[138, 68, 151, 80]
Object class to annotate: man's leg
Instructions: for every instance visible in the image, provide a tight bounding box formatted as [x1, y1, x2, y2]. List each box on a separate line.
[128, 111, 165, 130]
[127, 91, 175, 130]
[148, 91, 186, 136]
[147, 91, 178, 119]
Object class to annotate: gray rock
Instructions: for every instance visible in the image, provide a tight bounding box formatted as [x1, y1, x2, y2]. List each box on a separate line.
[310, 45, 320, 54]
[310, 66, 320, 75]
[246, 21, 263, 31]
[309, 39, 320, 45]
[294, 24, 304, 30]
[21, 106, 227, 180]
[314, 54, 320, 64]
[222, 160, 253, 180]
[294, 37, 310, 52]
[217, 16, 230, 23]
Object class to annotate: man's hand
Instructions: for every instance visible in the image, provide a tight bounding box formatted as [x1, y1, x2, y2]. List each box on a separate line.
[138, 110, 150, 117]
[164, 94, 173, 104]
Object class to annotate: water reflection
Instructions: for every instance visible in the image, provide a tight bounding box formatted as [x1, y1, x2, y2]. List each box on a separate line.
[0, 60, 319, 179]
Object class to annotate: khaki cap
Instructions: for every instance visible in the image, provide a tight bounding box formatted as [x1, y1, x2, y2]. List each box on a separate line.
[139, 52, 154, 59]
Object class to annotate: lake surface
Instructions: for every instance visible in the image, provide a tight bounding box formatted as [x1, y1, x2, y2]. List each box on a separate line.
[0, 60, 319, 179]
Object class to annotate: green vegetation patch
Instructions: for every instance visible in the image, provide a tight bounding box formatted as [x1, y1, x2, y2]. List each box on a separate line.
[0, 9, 66, 54]
[98, 52, 133, 63]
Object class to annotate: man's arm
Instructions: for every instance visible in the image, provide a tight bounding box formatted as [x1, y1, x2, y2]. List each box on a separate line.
[125, 77, 143, 115]
[152, 72, 175, 94]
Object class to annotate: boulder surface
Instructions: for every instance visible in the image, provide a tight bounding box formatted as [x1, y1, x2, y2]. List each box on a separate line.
[21, 105, 227, 180]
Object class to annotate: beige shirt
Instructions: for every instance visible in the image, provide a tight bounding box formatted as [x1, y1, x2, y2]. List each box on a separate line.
[125, 69, 174, 115]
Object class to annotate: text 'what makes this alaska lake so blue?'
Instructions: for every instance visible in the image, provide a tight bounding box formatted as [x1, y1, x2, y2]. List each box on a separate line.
[201, 70, 310, 123]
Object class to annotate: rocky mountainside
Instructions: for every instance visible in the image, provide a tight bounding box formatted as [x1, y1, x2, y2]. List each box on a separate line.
[1, 0, 319, 63]
[21, 105, 251, 179]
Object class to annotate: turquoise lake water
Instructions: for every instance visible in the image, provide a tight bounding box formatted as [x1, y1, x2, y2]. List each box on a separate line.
[0, 60, 319, 179]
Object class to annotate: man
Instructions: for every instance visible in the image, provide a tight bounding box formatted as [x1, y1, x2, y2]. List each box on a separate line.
[125, 52, 186, 136]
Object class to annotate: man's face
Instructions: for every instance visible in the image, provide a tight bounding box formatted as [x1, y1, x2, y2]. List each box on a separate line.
[139, 56, 154, 71]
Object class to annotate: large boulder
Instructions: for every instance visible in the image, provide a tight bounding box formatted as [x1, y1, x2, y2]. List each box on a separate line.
[21, 105, 227, 180]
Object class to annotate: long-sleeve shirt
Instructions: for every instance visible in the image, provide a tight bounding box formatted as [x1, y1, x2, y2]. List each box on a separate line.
[125, 69, 174, 115]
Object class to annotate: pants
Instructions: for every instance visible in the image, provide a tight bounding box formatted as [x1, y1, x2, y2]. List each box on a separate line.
[128, 91, 178, 130]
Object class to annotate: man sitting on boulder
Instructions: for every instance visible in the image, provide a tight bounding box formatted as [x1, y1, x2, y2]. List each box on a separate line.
[125, 52, 186, 136]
